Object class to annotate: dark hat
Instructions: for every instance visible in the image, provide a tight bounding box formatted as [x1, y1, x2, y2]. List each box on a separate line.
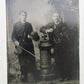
[31, 32, 40, 41]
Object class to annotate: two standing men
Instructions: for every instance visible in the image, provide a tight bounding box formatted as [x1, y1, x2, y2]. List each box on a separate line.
[12, 11, 72, 82]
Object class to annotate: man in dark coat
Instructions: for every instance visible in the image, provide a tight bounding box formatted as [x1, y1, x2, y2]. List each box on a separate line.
[40, 12, 70, 81]
[12, 11, 36, 82]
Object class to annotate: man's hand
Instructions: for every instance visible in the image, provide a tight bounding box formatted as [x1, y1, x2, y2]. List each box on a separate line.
[51, 58, 55, 64]
[46, 28, 53, 33]
[15, 41, 19, 46]
[51, 48, 54, 54]
[27, 34, 33, 39]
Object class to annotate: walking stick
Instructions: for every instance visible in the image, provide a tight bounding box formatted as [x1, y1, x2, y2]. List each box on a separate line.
[19, 46, 36, 58]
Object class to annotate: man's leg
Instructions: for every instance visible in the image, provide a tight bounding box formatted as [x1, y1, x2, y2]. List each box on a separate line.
[27, 53, 37, 83]
[18, 54, 28, 82]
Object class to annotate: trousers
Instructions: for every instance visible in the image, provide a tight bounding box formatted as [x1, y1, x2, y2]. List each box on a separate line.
[18, 50, 36, 79]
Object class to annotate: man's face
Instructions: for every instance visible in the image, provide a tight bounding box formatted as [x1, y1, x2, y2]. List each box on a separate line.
[20, 12, 27, 22]
[52, 13, 59, 23]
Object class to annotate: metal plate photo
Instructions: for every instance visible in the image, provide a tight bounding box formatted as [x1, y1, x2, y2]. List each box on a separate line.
[6, 0, 79, 84]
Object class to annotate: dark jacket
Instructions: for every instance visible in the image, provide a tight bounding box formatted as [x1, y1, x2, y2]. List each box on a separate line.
[12, 21, 34, 52]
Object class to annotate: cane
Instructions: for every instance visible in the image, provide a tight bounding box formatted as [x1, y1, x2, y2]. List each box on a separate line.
[19, 46, 36, 58]
[13, 46, 36, 65]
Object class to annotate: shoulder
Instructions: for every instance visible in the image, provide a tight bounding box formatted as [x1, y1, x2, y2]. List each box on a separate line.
[41, 22, 53, 28]
[25, 22, 32, 26]
[46, 22, 54, 28]
[40, 22, 53, 30]
[13, 22, 22, 29]
[25, 22, 33, 32]
[14, 21, 21, 26]
[59, 22, 68, 26]
[59, 22, 68, 30]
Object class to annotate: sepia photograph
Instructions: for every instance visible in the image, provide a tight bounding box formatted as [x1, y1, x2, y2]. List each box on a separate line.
[6, 0, 79, 84]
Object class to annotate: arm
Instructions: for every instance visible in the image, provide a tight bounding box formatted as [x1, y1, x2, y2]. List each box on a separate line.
[40, 23, 54, 34]
[28, 24, 40, 41]
[11, 24, 16, 42]
[40, 26, 47, 34]
[11, 24, 19, 46]
[27, 24, 33, 39]
[28, 24, 33, 35]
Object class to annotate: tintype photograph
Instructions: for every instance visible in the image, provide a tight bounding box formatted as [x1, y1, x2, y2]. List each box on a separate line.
[6, 0, 79, 84]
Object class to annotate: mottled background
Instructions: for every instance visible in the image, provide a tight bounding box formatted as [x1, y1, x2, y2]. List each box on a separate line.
[6, 0, 79, 83]
[6, 0, 79, 41]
